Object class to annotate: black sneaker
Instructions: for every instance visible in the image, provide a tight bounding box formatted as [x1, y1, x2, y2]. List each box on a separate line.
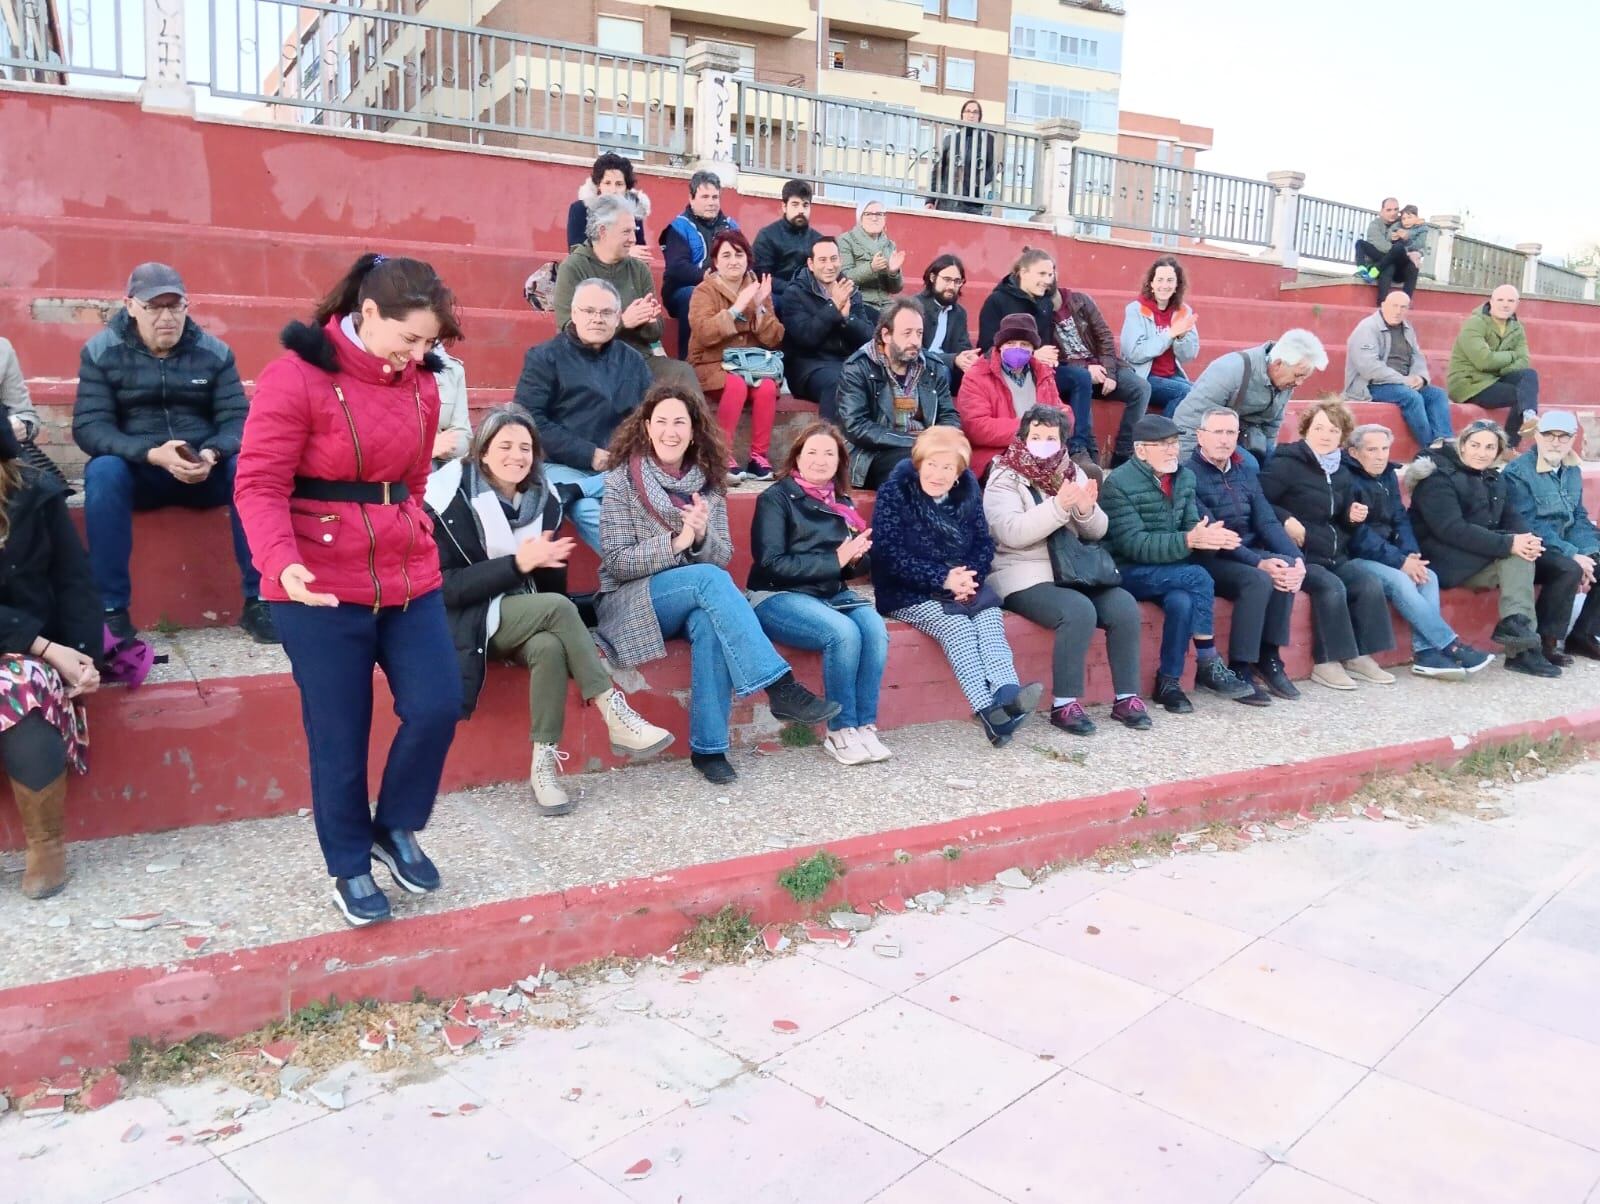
[104, 608, 136, 640]
[239, 599, 281, 645]
[333, 873, 392, 927]
[1446, 640, 1493, 673]
[976, 704, 1020, 747]
[765, 672, 842, 725]
[743, 455, 775, 482]
[1505, 649, 1561, 678]
[1151, 674, 1193, 714]
[1229, 664, 1273, 707]
[1491, 614, 1539, 654]
[1411, 647, 1466, 679]
[1256, 653, 1300, 699]
[1194, 657, 1255, 699]
[371, 828, 441, 894]
[1050, 700, 1096, 736]
[690, 752, 737, 784]
[1542, 637, 1575, 668]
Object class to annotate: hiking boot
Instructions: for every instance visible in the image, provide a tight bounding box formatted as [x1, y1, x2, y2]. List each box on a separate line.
[1505, 649, 1561, 678]
[855, 725, 893, 762]
[765, 672, 841, 725]
[1491, 614, 1539, 654]
[1151, 674, 1193, 714]
[1411, 648, 1466, 679]
[333, 873, 392, 927]
[529, 744, 576, 816]
[743, 454, 775, 482]
[1194, 658, 1254, 699]
[1256, 652, 1300, 699]
[1542, 636, 1575, 668]
[1343, 655, 1395, 684]
[822, 728, 874, 765]
[1069, 450, 1104, 483]
[1566, 634, 1600, 661]
[596, 688, 673, 759]
[371, 828, 441, 894]
[1109, 695, 1153, 729]
[1229, 664, 1273, 707]
[1310, 661, 1358, 690]
[690, 752, 737, 784]
[238, 599, 281, 645]
[1049, 700, 1096, 736]
[104, 608, 136, 640]
[1446, 640, 1493, 672]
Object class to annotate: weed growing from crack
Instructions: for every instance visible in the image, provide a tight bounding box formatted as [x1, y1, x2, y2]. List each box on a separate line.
[941, 845, 963, 861]
[119, 1033, 227, 1085]
[779, 723, 820, 748]
[678, 905, 760, 962]
[1032, 743, 1088, 765]
[778, 850, 845, 903]
[1131, 800, 1149, 819]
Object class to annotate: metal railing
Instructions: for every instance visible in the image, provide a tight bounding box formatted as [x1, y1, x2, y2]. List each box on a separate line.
[1449, 235, 1525, 293]
[197, 0, 685, 156]
[1068, 149, 1276, 247]
[732, 79, 1046, 213]
[1535, 260, 1586, 302]
[0, 0, 143, 81]
[1295, 194, 1377, 264]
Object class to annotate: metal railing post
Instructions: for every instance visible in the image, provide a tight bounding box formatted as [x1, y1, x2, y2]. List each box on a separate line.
[1516, 242, 1542, 295]
[1430, 214, 1462, 287]
[1037, 116, 1081, 234]
[139, 0, 195, 112]
[1579, 265, 1599, 303]
[686, 40, 741, 187]
[1266, 170, 1304, 269]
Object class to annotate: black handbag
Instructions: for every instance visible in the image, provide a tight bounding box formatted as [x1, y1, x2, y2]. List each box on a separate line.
[1029, 486, 1120, 589]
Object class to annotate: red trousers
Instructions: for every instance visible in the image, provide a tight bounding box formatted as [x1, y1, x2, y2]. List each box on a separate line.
[713, 376, 779, 461]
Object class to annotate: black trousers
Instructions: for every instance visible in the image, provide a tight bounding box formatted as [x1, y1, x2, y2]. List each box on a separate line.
[1572, 583, 1600, 641]
[0, 712, 67, 790]
[791, 362, 847, 423]
[1004, 582, 1143, 698]
[1464, 369, 1540, 448]
[1534, 551, 1585, 640]
[1303, 561, 1396, 663]
[1355, 238, 1419, 299]
[1204, 558, 1295, 664]
[863, 447, 913, 490]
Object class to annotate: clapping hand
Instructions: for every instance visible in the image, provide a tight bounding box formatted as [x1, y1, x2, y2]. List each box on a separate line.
[871, 251, 890, 273]
[955, 348, 981, 371]
[755, 275, 773, 307]
[515, 531, 576, 573]
[836, 527, 874, 567]
[628, 243, 655, 263]
[1185, 516, 1241, 551]
[1055, 475, 1097, 515]
[830, 278, 856, 313]
[889, 249, 906, 273]
[621, 296, 660, 329]
[734, 279, 762, 314]
[673, 494, 711, 552]
[1170, 310, 1196, 338]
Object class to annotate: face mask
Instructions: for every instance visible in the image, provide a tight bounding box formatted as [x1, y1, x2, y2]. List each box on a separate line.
[1000, 347, 1033, 372]
[1026, 439, 1060, 460]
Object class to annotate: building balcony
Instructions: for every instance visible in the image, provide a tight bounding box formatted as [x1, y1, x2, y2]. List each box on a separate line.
[828, 0, 926, 39]
[656, 0, 810, 38]
[826, 65, 926, 108]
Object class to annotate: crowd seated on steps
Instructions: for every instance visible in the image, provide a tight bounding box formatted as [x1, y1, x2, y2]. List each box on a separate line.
[5, 157, 1596, 927]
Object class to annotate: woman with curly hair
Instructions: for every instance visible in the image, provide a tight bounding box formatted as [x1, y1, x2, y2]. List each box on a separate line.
[1121, 255, 1199, 415]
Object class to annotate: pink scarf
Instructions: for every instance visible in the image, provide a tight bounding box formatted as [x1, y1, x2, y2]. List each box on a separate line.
[794, 476, 865, 532]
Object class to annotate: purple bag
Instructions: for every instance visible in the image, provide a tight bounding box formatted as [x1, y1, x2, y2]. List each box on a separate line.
[100, 627, 166, 690]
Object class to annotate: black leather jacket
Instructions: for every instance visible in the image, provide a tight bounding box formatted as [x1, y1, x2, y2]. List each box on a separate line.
[747, 477, 870, 599]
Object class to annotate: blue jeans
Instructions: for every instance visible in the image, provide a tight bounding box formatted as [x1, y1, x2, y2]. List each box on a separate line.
[83, 454, 260, 610]
[271, 590, 462, 878]
[1146, 373, 1192, 415]
[1053, 364, 1094, 453]
[1117, 562, 1215, 680]
[754, 590, 888, 730]
[649, 564, 790, 754]
[666, 283, 697, 358]
[1347, 559, 1456, 652]
[542, 463, 606, 551]
[1366, 383, 1454, 449]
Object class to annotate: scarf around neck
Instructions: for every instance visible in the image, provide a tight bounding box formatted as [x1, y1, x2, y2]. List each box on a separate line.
[794, 475, 866, 533]
[630, 455, 709, 532]
[866, 342, 925, 428]
[461, 457, 547, 556]
[994, 439, 1075, 494]
[1313, 446, 1343, 478]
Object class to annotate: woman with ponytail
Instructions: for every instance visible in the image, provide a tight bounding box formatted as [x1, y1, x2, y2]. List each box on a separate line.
[235, 254, 465, 927]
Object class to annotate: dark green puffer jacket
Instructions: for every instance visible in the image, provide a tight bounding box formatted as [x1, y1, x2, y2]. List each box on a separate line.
[1102, 457, 1201, 564]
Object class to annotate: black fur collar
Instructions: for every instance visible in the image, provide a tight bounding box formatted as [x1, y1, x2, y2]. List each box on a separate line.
[280, 319, 444, 374]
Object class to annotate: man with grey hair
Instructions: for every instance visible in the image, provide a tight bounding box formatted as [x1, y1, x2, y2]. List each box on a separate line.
[1354, 196, 1419, 300]
[1448, 284, 1539, 449]
[553, 194, 698, 392]
[514, 277, 652, 550]
[1172, 329, 1328, 462]
[1345, 289, 1453, 450]
[661, 170, 738, 357]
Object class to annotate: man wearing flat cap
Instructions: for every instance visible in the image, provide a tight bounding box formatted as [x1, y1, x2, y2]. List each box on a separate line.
[72, 263, 275, 643]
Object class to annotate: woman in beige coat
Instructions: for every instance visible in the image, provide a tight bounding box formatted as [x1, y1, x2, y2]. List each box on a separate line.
[983, 405, 1149, 735]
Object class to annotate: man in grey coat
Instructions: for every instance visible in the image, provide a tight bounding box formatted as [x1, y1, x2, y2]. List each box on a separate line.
[1344, 290, 1452, 451]
[1171, 330, 1327, 463]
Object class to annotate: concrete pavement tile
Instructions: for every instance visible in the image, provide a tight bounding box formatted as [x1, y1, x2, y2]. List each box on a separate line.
[111, 1160, 265, 1203]
[960, 867, 1106, 934]
[1290, 1074, 1600, 1204]
[523, 1163, 636, 1201]
[1180, 938, 1440, 1066]
[219, 1079, 572, 1203]
[1492, 764, 1600, 846]
[1104, 844, 1347, 935]
[1380, 997, 1600, 1151]
[867, 1161, 1011, 1203]
[1074, 999, 1366, 1150]
[1230, 1164, 1371, 1203]
[1397, 823, 1592, 892]
[1351, 853, 1544, 933]
[444, 1014, 745, 1159]
[796, 909, 1003, 993]
[0, 1097, 212, 1204]
[939, 1071, 1265, 1203]
[153, 1080, 344, 1154]
[1455, 933, 1600, 1045]
[906, 936, 1163, 1062]
[767, 998, 1059, 1154]
[1018, 890, 1255, 993]
[1519, 876, 1600, 957]
[581, 1075, 921, 1203]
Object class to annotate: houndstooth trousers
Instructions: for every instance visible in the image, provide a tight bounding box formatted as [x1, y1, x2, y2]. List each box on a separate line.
[891, 600, 1020, 712]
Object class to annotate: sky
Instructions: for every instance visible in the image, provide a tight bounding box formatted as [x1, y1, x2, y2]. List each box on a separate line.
[1115, 0, 1597, 262]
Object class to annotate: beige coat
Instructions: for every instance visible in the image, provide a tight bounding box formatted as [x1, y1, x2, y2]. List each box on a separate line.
[982, 462, 1110, 598]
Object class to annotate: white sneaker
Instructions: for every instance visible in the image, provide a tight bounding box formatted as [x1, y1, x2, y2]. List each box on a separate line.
[596, 687, 674, 759]
[823, 728, 874, 766]
[856, 724, 893, 762]
[530, 744, 576, 815]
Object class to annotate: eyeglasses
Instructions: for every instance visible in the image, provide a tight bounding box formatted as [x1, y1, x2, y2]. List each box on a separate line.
[935, 272, 965, 286]
[1538, 430, 1574, 441]
[137, 299, 188, 315]
[575, 306, 620, 320]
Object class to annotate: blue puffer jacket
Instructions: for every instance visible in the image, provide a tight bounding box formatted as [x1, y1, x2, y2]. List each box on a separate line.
[1502, 449, 1600, 558]
[1343, 453, 1421, 569]
[869, 458, 994, 615]
[1187, 449, 1299, 568]
[660, 208, 739, 296]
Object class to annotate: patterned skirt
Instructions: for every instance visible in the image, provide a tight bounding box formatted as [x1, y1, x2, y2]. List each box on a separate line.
[0, 655, 89, 775]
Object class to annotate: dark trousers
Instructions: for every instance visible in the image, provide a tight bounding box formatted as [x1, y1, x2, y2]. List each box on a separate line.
[1355, 238, 1418, 300]
[83, 454, 259, 611]
[791, 361, 847, 423]
[1005, 582, 1143, 699]
[1302, 561, 1395, 663]
[272, 590, 462, 879]
[1058, 364, 1151, 461]
[1533, 551, 1585, 640]
[0, 712, 67, 790]
[1572, 583, 1600, 641]
[666, 284, 697, 358]
[1118, 562, 1215, 680]
[1464, 368, 1540, 448]
[863, 447, 913, 490]
[1204, 558, 1295, 665]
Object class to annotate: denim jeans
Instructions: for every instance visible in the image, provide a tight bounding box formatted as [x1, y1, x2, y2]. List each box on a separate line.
[754, 590, 888, 730]
[271, 590, 462, 878]
[83, 454, 260, 610]
[649, 563, 790, 754]
[666, 283, 698, 358]
[542, 463, 606, 551]
[1117, 562, 1215, 680]
[1367, 383, 1454, 449]
[1146, 373, 1192, 415]
[1347, 559, 1456, 652]
[1053, 364, 1094, 453]
[1058, 364, 1151, 460]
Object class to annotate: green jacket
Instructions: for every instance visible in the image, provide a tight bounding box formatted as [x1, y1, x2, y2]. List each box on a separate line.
[1447, 305, 1530, 402]
[553, 242, 664, 360]
[835, 226, 904, 310]
[1102, 458, 1201, 564]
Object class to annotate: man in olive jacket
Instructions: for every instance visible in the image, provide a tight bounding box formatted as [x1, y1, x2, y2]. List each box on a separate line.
[836, 300, 957, 490]
[1447, 286, 1539, 448]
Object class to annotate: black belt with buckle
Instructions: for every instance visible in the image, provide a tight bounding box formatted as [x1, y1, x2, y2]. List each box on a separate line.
[292, 477, 409, 504]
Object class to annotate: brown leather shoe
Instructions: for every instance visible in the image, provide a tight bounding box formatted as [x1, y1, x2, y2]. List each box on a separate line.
[12, 772, 67, 899]
[1070, 450, 1104, 483]
[1566, 634, 1600, 661]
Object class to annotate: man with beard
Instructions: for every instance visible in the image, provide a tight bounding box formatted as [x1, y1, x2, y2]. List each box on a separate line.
[781, 236, 878, 423]
[916, 254, 980, 397]
[753, 179, 824, 316]
[836, 299, 959, 490]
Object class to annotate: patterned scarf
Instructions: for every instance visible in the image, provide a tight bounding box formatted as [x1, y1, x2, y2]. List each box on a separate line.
[865, 342, 925, 432]
[994, 439, 1075, 494]
[794, 476, 865, 533]
[630, 454, 709, 532]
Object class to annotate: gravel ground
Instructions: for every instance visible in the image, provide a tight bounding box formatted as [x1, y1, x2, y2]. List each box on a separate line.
[0, 658, 1596, 990]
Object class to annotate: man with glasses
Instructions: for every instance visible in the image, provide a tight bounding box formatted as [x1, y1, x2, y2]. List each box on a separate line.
[72, 263, 273, 642]
[514, 278, 652, 550]
[915, 254, 980, 397]
[1503, 411, 1600, 660]
[1173, 329, 1328, 463]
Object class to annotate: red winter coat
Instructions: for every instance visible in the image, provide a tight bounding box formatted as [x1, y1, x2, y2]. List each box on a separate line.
[954, 350, 1066, 478]
[235, 317, 443, 607]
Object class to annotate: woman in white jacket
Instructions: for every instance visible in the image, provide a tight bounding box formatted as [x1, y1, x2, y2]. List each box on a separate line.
[1121, 256, 1199, 415]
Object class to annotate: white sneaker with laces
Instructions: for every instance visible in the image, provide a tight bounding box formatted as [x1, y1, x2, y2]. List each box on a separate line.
[596, 688, 674, 758]
[823, 728, 874, 766]
[529, 743, 576, 815]
[856, 724, 893, 762]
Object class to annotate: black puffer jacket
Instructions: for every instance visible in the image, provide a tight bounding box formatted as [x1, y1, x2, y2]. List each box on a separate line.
[751, 218, 824, 309]
[747, 476, 870, 599]
[1260, 440, 1356, 569]
[976, 274, 1054, 352]
[781, 273, 878, 391]
[1343, 454, 1421, 570]
[0, 467, 103, 658]
[72, 310, 247, 462]
[1404, 443, 1526, 587]
[513, 328, 653, 472]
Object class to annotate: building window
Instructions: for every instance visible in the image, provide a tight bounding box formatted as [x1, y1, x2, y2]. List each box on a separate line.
[596, 16, 644, 55]
[944, 56, 974, 92]
[909, 52, 937, 86]
[597, 113, 645, 148]
[1010, 19, 1120, 71]
[946, 0, 977, 18]
[923, 0, 941, 11]
[1006, 81, 1119, 132]
[829, 39, 847, 69]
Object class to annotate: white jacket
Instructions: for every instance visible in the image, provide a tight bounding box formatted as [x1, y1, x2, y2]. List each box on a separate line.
[1120, 300, 1200, 381]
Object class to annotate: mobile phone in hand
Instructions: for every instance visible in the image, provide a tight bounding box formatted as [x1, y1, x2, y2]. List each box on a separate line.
[174, 443, 202, 464]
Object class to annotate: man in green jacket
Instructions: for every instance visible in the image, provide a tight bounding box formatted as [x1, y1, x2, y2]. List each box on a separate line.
[1447, 285, 1539, 448]
[1101, 414, 1254, 712]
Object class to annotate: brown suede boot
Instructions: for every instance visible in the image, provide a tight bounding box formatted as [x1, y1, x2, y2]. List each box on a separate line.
[12, 773, 67, 899]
